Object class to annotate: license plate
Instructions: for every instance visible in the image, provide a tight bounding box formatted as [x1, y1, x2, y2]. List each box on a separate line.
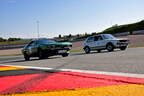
[58, 50, 67, 53]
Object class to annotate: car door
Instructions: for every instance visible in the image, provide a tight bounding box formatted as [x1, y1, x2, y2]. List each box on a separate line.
[94, 36, 105, 49]
[27, 41, 37, 56]
[97, 36, 105, 49]
[86, 37, 95, 50]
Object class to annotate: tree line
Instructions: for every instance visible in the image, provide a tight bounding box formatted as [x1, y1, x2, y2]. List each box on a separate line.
[0, 37, 21, 42]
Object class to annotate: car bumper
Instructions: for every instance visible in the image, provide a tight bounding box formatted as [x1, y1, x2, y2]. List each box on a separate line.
[115, 42, 128, 48]
[43, 48, 70, 56]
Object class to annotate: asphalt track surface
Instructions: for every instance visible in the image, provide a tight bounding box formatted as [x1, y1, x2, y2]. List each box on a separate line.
[0, 47, 144, 96]
[0, 47, 144, 74]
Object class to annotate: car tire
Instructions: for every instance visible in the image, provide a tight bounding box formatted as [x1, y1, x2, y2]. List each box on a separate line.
[120, 46, 127, 50]
[38, 49, 44, 59]
[106, 44, 114, 52]
[24, 53, 30, 61]
[84, 47, 90, 54]
[62, 53, 69, 57]
[97, 49, 101, 53]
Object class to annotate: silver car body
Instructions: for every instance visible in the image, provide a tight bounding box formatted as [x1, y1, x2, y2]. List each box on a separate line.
[83, 34, 129, 51]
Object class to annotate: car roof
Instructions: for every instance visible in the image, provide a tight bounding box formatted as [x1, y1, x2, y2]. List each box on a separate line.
[92, 34, 111, 37]
[87, 34, 112, 39]
[36, 39, 54, 41]
[88, 34, 101, 38]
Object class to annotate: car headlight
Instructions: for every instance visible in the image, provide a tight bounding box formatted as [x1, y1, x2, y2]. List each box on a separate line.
[117, 41, 120, 45]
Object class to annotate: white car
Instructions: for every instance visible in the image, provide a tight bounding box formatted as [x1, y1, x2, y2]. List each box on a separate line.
[83, 34, 129, 53]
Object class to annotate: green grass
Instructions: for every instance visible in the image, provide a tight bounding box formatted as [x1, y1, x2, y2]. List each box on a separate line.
[0, 54, 22, 57]
[0, 50, 84, 57]
[70, 49, 84, 52]
[101, 20, 144, 34]
[0, 40, 31, 45]
[128, 45, 144, 48]
[69, 46, 144, 52]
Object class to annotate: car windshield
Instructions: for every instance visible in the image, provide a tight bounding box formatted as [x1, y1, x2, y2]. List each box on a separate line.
[103, 34, 116, 39]
[37, 39, 56, 44]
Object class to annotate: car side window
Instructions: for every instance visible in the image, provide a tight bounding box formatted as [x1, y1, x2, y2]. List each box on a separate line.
[37, 39, 56, 44]
[31, 42, 37, 46]
[94, 36, 103, 41]
[94, 36, 99, 41]
[27, 41, 33, 46]
[98, 36, 103, 41]
[87, 37, 94, 42]
[28, 41, 36, 46]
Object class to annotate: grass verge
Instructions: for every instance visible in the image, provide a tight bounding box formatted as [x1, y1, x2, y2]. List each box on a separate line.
[128, 45, 144, 48]
[0, 50, 84, 56]
[70, 49, 84, 52]
[0, 40, 31, 45]
[0, 54, 22, 57]
[70, 45, 144, 52]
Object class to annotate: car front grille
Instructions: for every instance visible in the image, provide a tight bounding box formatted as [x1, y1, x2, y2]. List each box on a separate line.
[119, 40, 128, 42]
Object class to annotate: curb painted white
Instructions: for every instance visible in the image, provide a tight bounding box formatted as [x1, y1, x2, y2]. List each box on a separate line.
[1, 64, 144, 78]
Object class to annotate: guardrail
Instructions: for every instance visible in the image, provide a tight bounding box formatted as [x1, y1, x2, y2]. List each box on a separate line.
[114, 30, 144, 37]
[0, 44, 26, 50]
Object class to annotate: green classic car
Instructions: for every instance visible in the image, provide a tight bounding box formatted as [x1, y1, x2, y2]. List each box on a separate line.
[22, 39, 72, 60]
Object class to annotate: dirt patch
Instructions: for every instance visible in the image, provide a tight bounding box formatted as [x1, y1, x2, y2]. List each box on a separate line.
[118, 35, 144, 46]
[0, 48, 22, 55]
[72, 40, 84, 50]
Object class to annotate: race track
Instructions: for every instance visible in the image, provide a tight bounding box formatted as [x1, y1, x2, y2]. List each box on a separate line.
[0, 47, 144, 74]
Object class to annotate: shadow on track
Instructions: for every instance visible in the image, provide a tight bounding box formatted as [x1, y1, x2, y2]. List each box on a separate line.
[0, 56, 62, 64]
[71, 49, 121, 56]
[0, 49, 121, 64]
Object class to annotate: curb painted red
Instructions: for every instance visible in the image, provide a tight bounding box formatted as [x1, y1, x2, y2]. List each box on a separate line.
[1, 70, 144, 95]
[0, 66, 8, 68]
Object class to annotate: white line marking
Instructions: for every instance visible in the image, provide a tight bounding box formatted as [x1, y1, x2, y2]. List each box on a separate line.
[1, 64, 144, 78]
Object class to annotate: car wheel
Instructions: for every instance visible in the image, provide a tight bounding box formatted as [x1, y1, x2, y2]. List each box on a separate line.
[38, 49, 43, 59]
[120, 46, 127, 50]
[62, 53, 69, 57]
[84, 47, 90, 54]
[97, 49, 101, 53]
[106, 44, 114, 52]
[24, 53, 30, 61]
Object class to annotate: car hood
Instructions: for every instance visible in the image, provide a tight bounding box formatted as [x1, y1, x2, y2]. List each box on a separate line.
[54, 42, 72, 45]
[115, 38, 129, 41]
